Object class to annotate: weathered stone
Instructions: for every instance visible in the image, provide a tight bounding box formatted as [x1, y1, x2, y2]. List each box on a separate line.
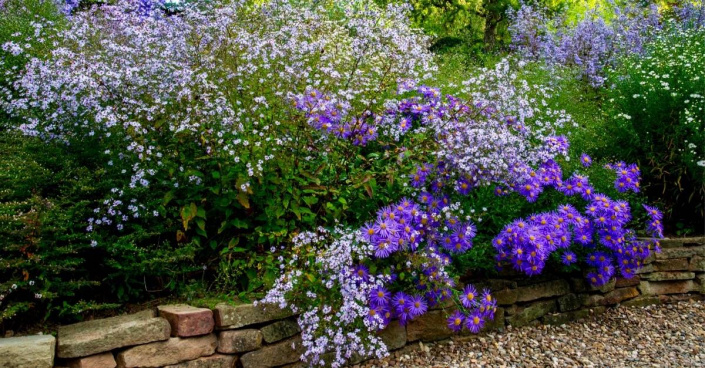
[116, 334, 217, 368]
[484, 307, 505, 331]
[690, 257, 705, 272]
[557, 293, 581, 312]
[582, 294, 604, 307]
[506, 300, 556, 327]
[542, 309, 590, 325]
[214, 303, 293, 329]
[163, 354, 237, 368]
[639, 280, 694, 296]
[158, 305, 214, 337]
[615, 276, 641, 288]
[656, 247, 705, 260]
[240, 336, 305, 368]
[642, 271, 695, 282]
[58, 310, 170, 358]
[591, 306, 607, 316]
[378, 320, 406, 350]
[407, 310, 453, 342]
[622, 295, 661, 308]
[493, 288, 518, 305]
[599, 287, 639, 305]
[68, 352, 116, 368]
[569, 277, 588, 293]
[0, 334, 55, 368]
[217, 329, 262, 354]
[654, 258, 690, 271]
[635, 264, 655, 274]
[504, 304, 518, 316]
[660, 293, 704, 304]
[472, 279, 517, 291]
[695, 274, 705, 293]
[588, 278, 615, 293]
[260, 319, 300, 344]
[515, 280, 570, 303]
[660, 237, 705, 248]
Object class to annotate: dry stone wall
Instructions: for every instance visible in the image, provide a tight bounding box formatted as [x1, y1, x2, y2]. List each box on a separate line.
[1, 237, 703, 368]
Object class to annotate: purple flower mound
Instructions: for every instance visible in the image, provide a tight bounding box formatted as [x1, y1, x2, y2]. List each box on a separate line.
[493, 160, 662, 287]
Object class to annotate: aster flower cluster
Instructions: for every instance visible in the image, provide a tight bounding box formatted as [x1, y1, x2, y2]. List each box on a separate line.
[1, 0, 435, 232]
[508, 2, 662, 87]
[296, 60, 572, 189]
[494, 160, 662, 287]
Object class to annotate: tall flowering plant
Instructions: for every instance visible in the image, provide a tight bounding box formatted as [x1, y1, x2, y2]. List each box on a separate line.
[262, 59, 663, 366]
[1, 0, 437, 294]
[508, 2, 661, 87]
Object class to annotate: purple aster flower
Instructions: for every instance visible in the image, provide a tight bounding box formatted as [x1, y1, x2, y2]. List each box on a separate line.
[643, 204, 663, 220]
[465, 311, 485, 333]
[392, 292, 410, 315]
[369, 286, 391, 307]
[561, 251, 577, 265]
[447, 310, 465, 332]
[351, 264, 370, 282]
[460, 284, 478, 309]
[580, 153, 592, 167]
[408, 294, 428, 317]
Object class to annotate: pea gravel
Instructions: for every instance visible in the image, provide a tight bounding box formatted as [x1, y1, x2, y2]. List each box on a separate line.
[356, 301, 705, 368]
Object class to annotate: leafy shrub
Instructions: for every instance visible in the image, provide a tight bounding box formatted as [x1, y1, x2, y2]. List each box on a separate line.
[1, 0, 435, 309]
[605, 26, 705, 233]
[262, 59, 662, 367]
[0, 133, 111, 327]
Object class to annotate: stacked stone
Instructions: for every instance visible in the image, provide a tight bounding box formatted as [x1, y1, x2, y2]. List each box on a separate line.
[0, 237, 703, 368]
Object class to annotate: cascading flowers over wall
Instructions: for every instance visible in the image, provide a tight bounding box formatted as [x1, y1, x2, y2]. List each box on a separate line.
[262, 61, 663, 367]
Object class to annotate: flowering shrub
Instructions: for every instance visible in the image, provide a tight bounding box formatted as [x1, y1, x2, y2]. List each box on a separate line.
[605, 25, 705, 233]
[263, 61, 662, 366]
[508, 2, 661, 87]
[1, 0, 436, 295]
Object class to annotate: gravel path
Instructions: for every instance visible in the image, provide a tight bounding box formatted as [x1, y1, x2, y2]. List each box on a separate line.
[357, 301, 705, 368]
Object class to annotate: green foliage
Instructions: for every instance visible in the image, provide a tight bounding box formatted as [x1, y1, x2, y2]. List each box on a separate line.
[605, 26, 705, 233]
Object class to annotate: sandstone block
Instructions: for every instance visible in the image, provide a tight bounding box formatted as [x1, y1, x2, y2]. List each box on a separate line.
[660, 237, 705, 248]
[214, 303, 293, 329]
[116, 334, 217, 368]
[217, 329, 262, 354]
[406, 310, 453, 342]
[654, 258, 690, 271]
[158, 305, 214, 337]
[240, 336, 305, 368]
[557, 293, 581, 312]
[615, 276, 640, 288]
[582, 294, 604, 307]
[260, 319, 300, 344]
[690, 257, 705, 272]
[656, 247, 705, 260]
[163, 354, 237, 368]
[515, 280, 570, 303]
[378, 320, 406, 350]
[599, 287, 639, 305]
[506, 300, 556, 327]
[68, 352, 116, 368]
[635, 264, 655, 274]
[493, 288, 518, 305]
[0, 334, 55, 368]
[639, 280, 694, 296]
[642, 272, 695, 282]
[695, 274, 705, 294]
[58, 310, 170, 358]
[588, 278, 615, 293]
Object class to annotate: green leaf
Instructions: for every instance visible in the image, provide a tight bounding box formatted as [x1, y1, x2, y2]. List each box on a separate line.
[211, 171, 221, 179]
